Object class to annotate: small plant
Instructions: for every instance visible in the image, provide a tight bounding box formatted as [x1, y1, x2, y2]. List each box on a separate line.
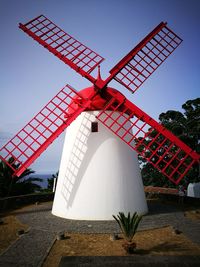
[113, 212, 142, 253]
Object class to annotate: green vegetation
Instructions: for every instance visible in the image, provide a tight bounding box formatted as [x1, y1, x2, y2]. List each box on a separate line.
[113, 212, 142, 242]
[0, 157, 42, 197]
[139, 98, 200, 188]
[113, 212, 142, 253]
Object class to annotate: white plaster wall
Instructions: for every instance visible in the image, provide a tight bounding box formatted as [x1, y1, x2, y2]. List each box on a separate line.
[52, 111, 148, 220]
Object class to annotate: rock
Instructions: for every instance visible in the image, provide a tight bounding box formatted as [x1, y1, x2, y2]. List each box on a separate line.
[17, 229, 25, 236]
[110, 234, 119, 241]
[173, 228, 182, 235]
[57, 232, 65, 240]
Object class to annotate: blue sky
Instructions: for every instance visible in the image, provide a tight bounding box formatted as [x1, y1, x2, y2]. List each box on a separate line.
[0, 0, 199, 174]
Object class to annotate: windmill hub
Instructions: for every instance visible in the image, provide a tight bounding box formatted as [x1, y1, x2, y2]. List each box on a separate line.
[70, 86, 124, 112]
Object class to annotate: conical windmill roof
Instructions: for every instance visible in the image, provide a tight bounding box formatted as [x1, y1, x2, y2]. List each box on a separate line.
[67, 86, 126, 115]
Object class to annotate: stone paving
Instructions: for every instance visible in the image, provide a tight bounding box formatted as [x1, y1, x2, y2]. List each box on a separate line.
[0, 200, 199, 267]
[59, 255, 200, 267]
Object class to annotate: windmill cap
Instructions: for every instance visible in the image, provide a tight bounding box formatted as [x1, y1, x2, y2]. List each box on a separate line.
[66, 86, 126, 116]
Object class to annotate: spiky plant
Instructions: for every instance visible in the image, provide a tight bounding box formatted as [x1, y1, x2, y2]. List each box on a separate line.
[113, 212, 142, 243]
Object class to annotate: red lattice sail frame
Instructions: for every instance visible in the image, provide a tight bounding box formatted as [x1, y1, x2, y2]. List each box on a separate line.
[0, 85, 92, 177]
[106, 22, 183, 94]
[97, 91, 200, 184]
[19, 15, 104, 83]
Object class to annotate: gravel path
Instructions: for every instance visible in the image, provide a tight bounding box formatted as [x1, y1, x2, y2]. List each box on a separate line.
[0, 200, 199, 267]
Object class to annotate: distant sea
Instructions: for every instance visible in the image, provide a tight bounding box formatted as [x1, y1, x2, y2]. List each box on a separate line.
[30, 173, 53, 189]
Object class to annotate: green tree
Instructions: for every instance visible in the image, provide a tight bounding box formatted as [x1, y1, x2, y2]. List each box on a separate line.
[159, 98, 200, 153]
[0, 157, 42, 197]
[140, 98, 200, 187]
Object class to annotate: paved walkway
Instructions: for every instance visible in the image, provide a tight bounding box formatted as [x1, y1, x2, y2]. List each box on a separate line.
[59, 255, 200, 267]
[0, 200, 200, 267]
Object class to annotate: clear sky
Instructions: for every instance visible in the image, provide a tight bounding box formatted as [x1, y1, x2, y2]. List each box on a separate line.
[0, 0, 199, 174]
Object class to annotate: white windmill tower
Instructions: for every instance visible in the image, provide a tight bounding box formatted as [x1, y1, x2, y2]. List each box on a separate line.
[52, 76, 147, 220]
[1, 15, 199, 220]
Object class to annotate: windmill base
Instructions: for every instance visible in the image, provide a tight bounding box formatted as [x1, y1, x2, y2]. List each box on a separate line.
[52, 111, 148, 220]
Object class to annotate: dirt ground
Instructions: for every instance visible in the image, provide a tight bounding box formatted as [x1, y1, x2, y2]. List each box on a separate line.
[42, 225, 200, 267]
[184, 209, 200, 220]
[0, 204, 200, 267]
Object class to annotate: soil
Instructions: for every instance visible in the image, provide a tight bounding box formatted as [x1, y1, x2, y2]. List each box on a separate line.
[184, 209, 200, 220]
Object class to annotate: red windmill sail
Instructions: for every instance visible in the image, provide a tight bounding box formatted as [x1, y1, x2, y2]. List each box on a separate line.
[103, 22, 183, 93]
[96, 90, 199, 185]
[0, 85, 96, 177]
[0, 15, 199, 185]
[19, 15, 104, 83]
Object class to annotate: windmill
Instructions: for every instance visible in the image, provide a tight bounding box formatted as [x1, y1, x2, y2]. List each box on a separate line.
[1, 15, 199, 220]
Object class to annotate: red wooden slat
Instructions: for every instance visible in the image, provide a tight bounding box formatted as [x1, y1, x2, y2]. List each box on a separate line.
[97, 91, 199, 185]
[0, 84, 93, 177]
